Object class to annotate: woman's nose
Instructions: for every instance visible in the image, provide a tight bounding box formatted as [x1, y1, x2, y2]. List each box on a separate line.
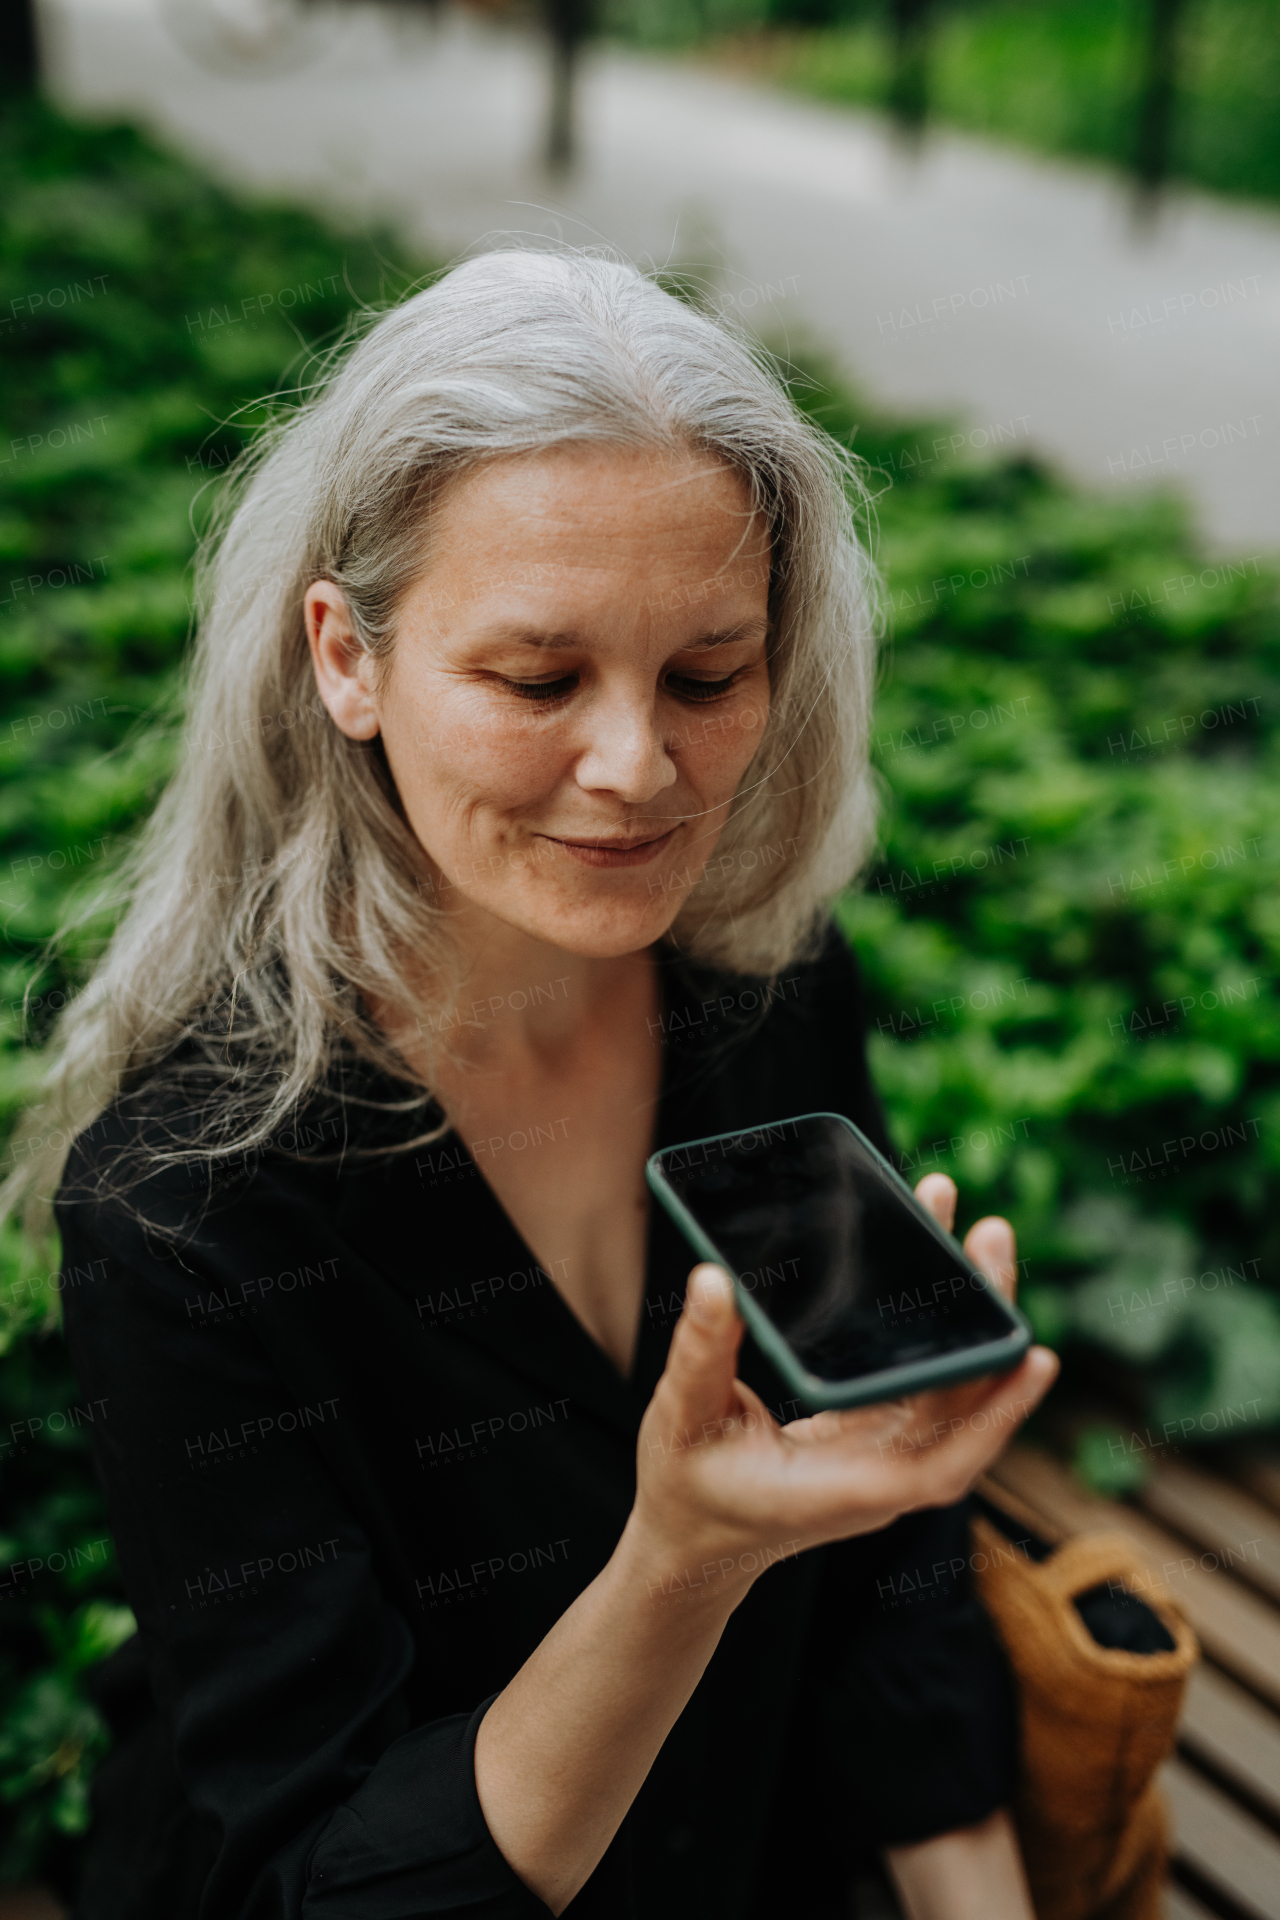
[572, 691, 678, 802]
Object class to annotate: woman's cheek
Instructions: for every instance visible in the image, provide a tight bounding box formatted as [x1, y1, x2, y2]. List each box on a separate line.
[406, 693, 569, 812]
[676, 696, 768, 797]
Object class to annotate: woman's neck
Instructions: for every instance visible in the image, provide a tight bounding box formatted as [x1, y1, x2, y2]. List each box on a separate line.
[407, 905, 658, 1078]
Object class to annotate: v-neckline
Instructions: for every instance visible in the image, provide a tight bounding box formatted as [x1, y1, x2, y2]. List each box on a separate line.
[435, 1005, 675, 1392]
[428, 1119, 648, 1384]
[424, 957, 681, 1388]
[350, 953, 730, 1436]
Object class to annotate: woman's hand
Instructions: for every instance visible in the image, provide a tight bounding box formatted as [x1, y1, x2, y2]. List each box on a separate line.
[627, 1175, 1055, 1604]
[913, 1170, 1019, 1308]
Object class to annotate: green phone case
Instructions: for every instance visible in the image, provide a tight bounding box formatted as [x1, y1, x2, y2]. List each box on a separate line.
[645, 1111, 1033, 1412]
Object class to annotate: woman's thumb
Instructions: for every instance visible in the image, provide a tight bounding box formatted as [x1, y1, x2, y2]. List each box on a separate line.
[660, 1265, 743, 1433]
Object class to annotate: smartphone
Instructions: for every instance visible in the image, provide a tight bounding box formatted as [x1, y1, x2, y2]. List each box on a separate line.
[645, 1112, 1032, 1411]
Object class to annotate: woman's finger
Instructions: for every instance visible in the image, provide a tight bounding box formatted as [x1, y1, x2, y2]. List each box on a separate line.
[963, 1215, 1018, 1303]
[784, 1341, 1056, 1478]
[654, 1265, 745, 1439]
[875, 1346, 1058, 1492]
[914, 1173, 957, 1233]
[731, 1375, 780, 1438]
[782, 1399, 911, 1450]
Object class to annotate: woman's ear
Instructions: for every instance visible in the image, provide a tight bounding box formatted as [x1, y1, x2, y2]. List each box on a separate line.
[305, 581, 381, 741]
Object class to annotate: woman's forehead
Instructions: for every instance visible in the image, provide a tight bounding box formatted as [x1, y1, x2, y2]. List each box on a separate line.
[437, 443, 761, 539]
[414, 446, 770, 609]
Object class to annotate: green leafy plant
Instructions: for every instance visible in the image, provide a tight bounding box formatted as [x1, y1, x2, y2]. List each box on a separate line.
[0, 96, 424, 1889]
[616, 0, 1280, 207]
[0, 1601, 135, 1876]
[795, 367, 1280, 1447]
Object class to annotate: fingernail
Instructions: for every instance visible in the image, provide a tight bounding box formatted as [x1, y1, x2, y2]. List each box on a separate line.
[689, 1266, 732, 1322]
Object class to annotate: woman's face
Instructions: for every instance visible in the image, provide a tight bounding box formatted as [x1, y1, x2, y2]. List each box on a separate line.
[306, 443, 772, 959]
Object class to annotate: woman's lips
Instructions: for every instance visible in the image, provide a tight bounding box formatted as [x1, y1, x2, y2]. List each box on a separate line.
[536, 828, 678, 869]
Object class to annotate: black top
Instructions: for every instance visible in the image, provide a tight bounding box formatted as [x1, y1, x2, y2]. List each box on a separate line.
[57, 930, 1015, 1920]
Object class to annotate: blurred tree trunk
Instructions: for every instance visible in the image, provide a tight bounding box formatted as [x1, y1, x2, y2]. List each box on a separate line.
[887, 0, 931, 134]
[544, 0, 593, 172]
[1134, 0, 1186, 192]
[0, 0, 40, 91]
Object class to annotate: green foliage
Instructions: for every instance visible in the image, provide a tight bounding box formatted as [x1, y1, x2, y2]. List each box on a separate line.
[619, 0, 1280, 206]
[0, 99, 417, 1042]
[0, 96, 424, 1887]
[746, 0, 1134, 164]
[1071, 1423, 1151, 1499]
[0, 1602, 135, 1875]
[0, 1223, 131, 1883]
[598, 0, 770, 51]
[788, 364, 1280, 1446]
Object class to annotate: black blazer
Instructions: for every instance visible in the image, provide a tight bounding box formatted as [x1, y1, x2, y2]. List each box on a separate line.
[57, 930, 1015, 1920]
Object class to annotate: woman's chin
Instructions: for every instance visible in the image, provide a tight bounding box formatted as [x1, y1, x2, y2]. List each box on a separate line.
[514, 893, 686, 960]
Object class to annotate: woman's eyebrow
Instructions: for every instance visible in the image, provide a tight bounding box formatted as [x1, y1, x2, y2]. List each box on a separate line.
[682, 620, 770, 651]
[474, 618, 769, 652]
[483, 627, 584, 649]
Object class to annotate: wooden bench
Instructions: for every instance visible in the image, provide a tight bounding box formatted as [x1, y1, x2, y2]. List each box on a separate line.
[984, 1440, 1280, 1920]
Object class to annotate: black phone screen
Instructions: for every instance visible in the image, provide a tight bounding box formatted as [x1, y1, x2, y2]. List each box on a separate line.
[652, 1115, 1016, 1384]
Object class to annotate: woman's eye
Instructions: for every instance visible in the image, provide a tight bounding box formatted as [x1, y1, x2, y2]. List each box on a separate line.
[666, 672, 740, 704]
[500, 674, 578, 704]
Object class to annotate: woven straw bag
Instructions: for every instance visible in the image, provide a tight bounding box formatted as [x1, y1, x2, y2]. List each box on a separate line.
[971, 1511, 1198, 1920]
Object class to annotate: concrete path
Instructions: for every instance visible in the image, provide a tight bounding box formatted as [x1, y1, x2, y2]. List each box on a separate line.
[38, 0, 1280, 553]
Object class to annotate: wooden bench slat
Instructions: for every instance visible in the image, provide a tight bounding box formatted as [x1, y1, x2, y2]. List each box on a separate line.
[1138, 1459, 1280, 1605]
[1179, 1664, 1280, 1822]
[975, 1471, 1067, 1547]
[1163, 1881, 1225, 1920]
[1161, 1757, 1280, 1920]
[1226, 1445, 1280, 1520]
[987, 1446, 1280, 1709]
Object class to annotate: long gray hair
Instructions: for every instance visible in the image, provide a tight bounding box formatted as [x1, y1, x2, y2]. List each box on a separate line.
[11, 249, 879, 1219]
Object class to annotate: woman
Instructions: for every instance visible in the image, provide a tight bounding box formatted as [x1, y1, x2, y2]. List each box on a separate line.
[28, 252, 1056, 1918]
